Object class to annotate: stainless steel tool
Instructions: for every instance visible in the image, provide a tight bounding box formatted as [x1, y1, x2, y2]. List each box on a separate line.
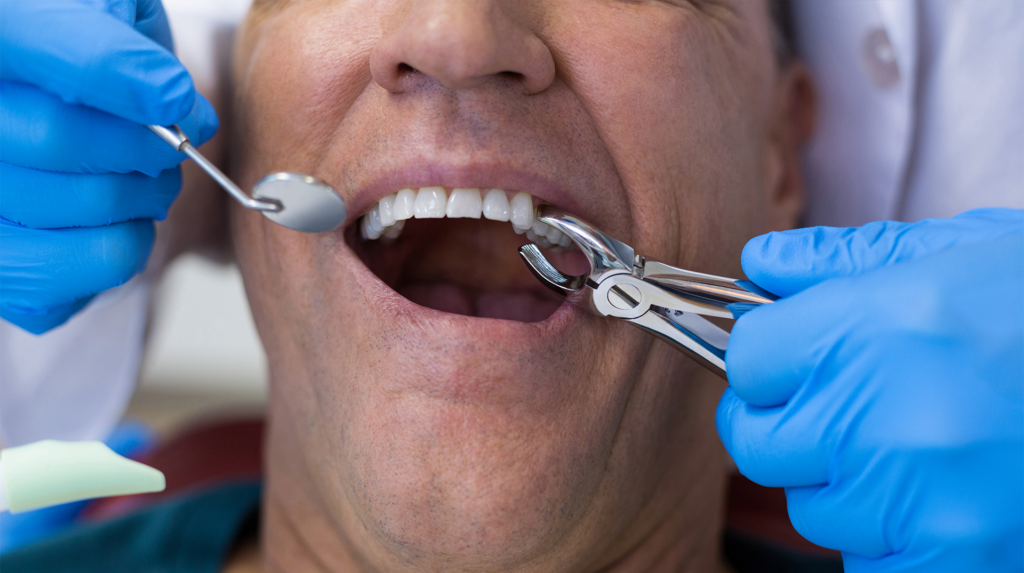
[147, 125, 347, 233]
[519, 205, 776, 378]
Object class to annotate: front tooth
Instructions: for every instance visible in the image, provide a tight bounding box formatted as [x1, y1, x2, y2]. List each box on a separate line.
[414, 187, 447, 218]
[509, 192, 534, 231]
[379, 194, 396, 226]
[393, 188, 416, 220]
[446, 188, 482, 218]
[482, 189, 510, 222]
[531, 220, 549, 236]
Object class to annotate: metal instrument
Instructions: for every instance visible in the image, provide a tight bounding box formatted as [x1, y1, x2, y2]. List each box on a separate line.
[519, 205, 776, 378]
[147, 125, 347, 233]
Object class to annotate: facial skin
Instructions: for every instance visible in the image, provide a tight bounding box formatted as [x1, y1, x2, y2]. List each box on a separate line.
[228, 1, 812, 570]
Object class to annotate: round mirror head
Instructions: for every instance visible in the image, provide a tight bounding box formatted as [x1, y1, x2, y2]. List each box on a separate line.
[252, 172, 347, 233]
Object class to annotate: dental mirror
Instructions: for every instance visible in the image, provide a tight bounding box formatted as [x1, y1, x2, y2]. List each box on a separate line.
[147, 125, 347, 233]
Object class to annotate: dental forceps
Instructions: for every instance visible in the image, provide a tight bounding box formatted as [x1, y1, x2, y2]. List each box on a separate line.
[519, 206, 776, 379]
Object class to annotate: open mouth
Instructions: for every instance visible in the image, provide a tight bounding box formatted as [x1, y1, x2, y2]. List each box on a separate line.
[346, 188, 590, 322]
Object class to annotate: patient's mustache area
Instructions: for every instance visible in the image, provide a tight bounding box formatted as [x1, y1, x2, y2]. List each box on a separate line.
[349, 187, 589, 321]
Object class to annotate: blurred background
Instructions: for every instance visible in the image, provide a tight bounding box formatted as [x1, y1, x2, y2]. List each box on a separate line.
[128, 256, 266, 436]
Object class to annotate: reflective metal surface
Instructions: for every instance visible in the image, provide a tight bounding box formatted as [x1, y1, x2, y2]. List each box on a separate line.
[518, 207, 776, 379]
[253, 173, 348, 233]
[148, 125, 347, 233]
[639, 261, 777, 319]
[519, 244, 586, 296]
[534, 205, 634, 283]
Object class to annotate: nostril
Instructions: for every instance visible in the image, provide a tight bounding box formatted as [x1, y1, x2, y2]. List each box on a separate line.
[371, 4, 556, 96]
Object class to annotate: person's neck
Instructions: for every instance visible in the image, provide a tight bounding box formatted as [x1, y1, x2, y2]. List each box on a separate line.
[256, 408, 729, 572]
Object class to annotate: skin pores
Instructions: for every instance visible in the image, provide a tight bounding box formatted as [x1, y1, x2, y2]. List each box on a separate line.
[228, 1, 810, 570]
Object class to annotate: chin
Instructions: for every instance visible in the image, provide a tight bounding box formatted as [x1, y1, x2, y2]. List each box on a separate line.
[334, 190, 619, 559]
[243, 181, 650, 563]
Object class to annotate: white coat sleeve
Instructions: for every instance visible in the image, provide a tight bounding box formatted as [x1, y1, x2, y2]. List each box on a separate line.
[0, 281, 150, 446]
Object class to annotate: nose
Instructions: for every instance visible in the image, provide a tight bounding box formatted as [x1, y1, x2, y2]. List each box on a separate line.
[371, 0, 555, 94]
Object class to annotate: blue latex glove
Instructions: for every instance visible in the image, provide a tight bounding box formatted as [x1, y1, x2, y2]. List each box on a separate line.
[718, 208, 1024, 572]
[0, 0, 218, 334]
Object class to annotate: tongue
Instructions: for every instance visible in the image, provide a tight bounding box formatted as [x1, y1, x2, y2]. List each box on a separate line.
[398, 283, 562, 322]
[398, 284, 473, 316]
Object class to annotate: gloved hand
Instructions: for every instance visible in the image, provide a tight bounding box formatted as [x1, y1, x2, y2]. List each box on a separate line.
[718, 208, 1024, 572]
[0, 0, 218, 334]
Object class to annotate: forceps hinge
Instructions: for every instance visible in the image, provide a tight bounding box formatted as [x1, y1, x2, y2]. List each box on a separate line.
[519, 205, 777, 380]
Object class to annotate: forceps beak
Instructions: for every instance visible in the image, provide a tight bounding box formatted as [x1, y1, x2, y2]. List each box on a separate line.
[519, 244, 586, 297]
[517, 205, 635, 297]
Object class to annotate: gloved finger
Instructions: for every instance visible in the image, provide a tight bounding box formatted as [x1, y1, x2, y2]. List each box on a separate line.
[716, 387, 833, 487]
[843, 541, 1024, 573]
[0, 297, 94, 335]
[784, 484, 889, 558]
[785, 440, 1024, 565]
[741, 208, 1023, 297]
[0, 218, 154, 312]
[0, 163, 181, 229]
[0, 0, 194, 125]
[724, 276, 857, 407]
[119, 0, 175, 52]
[722, 234, 1023, 480]
[727, 231, 1024, 409]
[0, 81, 217, 176]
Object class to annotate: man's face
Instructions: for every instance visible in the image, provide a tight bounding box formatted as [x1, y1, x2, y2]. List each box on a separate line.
[231, 0, 806, 569]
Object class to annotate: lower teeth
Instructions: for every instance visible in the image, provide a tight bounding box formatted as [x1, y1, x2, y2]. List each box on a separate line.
[525, 228, 552, 249]
[381, 219, 405, 241]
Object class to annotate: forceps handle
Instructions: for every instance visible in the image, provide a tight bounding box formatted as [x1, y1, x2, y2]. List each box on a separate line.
[147, 125, 281, 213]
[622, 261, 778, 379]
[628, 309, 731, 378]
[640, 260, 777, 319]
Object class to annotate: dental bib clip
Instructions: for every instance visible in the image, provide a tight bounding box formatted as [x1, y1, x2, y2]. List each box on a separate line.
[148, 125, 347, 233]
[519, 206, 776, 378]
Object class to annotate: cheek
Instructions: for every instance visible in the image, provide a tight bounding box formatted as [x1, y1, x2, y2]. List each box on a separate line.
[231, 207, 334, 366]
[237, 2, 379, 186]
[548, 6, 771, 273]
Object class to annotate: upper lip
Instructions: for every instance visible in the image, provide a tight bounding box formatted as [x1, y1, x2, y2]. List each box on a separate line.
[340, 161, 590, 226]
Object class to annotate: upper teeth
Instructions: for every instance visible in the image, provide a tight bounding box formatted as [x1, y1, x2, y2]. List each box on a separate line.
[360, 188, 569, 250]
[446, 188, 482, 219]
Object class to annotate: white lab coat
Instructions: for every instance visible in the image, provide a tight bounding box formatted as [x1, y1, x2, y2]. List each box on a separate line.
[794, 0, 1024, 226]
[1, 0, 1021, 445]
